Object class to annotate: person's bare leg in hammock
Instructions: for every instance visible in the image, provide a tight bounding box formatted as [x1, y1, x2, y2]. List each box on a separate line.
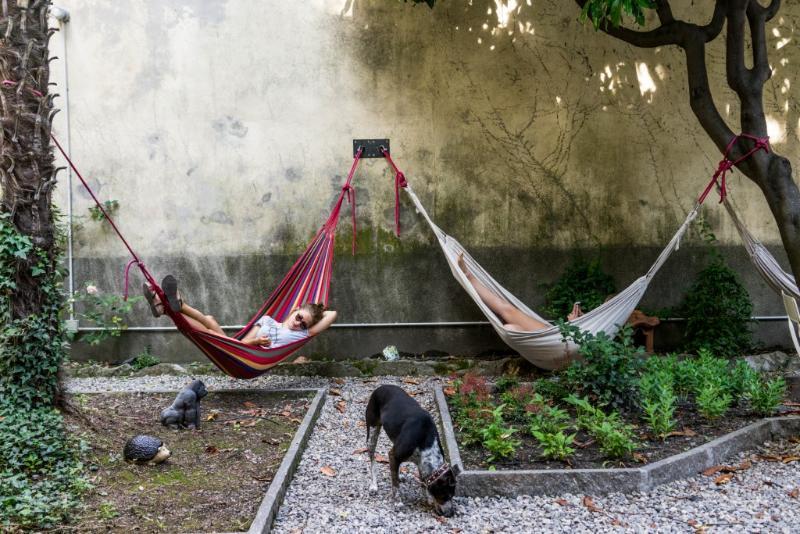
[457, 252, 582, 331]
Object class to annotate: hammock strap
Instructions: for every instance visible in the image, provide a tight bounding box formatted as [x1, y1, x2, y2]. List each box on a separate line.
[698, 133, 770, 204]
[380, 147, 408, 237]
[328, 147, 363, 254]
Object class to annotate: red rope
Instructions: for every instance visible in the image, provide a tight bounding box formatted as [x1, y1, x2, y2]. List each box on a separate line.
[698, 133, 770, 204]
[380, 147, 408, 237]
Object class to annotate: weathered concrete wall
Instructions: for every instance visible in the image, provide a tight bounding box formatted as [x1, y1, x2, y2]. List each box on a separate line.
[49, 1, 800, 362]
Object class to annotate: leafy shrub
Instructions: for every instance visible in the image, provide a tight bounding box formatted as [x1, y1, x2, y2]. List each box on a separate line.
[500, 383, 535, 421]
[0, 212, 87, 529]
[679, 257, 753, 357]
[729, 359, 760, 402]
[71, 282, 141, 346]
[528, 401, 571, 436]
[560, 324, 644, 410]
[130, 347, 160, 370]
[532, 377, 570, 401]
[695, 383, 732, 420]
[544, 258, 616, 320]
[451, 374, 492, 446]
[531, 430, 577, 461]
[88, 199, 119, 221]
[747, 376, 786, 416]
[638, 369, 677, 439]
[480, 405, 521, 463]
[0, 407, 90, 530]
[564, 395, 637, 458]
[494, 375, 520, 394]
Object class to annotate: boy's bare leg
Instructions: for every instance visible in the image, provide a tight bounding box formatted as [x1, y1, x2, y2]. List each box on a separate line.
[457, 252, 548, 331]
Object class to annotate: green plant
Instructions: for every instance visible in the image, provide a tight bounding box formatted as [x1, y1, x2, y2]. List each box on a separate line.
[638, 369, 677, 439]
[532, 377, 570, 401]
[695, 382, 732, 420]
[531, 429, 577, 461]
[579, 0, 653, 30]
[494, 375, 520, 394]
[528, 401, 571, 436]
[500, 383, 535, 421]
[1, 211, 88, 530]
[679, 253, 753, 357]
[98, 502, 119, 520]
[451, 374, 492, 446]
[544, 257, 616, 320]
[71, 282, 141, 345]
[88, 199, 119, 221]
[560, 324, 644, 410]
[747, 376, 786, 416]
[480, 404, 521, 463]
[130, 347, 160, 370]
[565, 395, 637, 459]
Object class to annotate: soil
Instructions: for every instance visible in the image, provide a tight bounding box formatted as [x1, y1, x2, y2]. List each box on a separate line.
[450, 395, 773, 471]
[61, 390, 311, 533]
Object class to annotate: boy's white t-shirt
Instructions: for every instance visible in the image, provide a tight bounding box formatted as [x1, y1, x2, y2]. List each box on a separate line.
[255, 315, 309, 348]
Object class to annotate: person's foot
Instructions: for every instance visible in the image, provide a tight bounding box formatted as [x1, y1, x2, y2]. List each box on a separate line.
[567, 302, 583, 321]
[161, 275, 183, 313]
[457, 251, 469, 274]
[142, 283, 164, 317]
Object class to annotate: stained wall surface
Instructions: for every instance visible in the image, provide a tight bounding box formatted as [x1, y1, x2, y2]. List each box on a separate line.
[49, 1, 800, 362]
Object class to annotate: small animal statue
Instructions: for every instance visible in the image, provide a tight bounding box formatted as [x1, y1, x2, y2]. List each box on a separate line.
[160, 379, 208, 429]
[124, 435, 171, 464]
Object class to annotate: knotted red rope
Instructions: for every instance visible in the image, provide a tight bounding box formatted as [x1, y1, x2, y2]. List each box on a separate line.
[340, 147, 363, 254]
[380, 147, 408, 236]
[698, 133, 770, 204]
[1, 79, 44, 97]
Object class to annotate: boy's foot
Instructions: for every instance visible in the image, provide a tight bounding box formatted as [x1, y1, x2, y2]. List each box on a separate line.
[567, 302, 584, 321]
[142, 283, 164, 318]
[161, 275, 183, 313]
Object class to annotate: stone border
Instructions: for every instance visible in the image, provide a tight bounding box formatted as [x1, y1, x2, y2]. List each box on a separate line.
[434, 384, 800, 497]
[247, 387, 326, 534]
[69, 386, 326, 534]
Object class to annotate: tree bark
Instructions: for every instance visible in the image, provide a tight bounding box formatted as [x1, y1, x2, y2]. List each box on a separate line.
[575, 0, 800, 287]
[0, 0, 59, 319]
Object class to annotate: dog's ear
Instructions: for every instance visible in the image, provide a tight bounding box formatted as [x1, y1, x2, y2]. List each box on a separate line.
[451, 463, 462, 477]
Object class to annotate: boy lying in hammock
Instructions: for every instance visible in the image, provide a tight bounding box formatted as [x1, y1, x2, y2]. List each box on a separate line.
[458, 253, 583, 331]
[143, 275, 337, 348]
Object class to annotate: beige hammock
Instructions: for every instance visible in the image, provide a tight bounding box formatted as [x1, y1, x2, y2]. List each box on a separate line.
[404, 184, 699, 370]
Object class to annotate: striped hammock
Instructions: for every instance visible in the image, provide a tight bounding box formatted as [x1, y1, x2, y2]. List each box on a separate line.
[54, 133, 363, 380]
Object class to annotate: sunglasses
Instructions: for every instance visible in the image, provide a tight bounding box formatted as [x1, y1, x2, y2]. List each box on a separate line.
[295, 313, 308, 330]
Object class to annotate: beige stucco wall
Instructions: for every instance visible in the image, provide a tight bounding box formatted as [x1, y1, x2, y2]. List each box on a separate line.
[48, 0, 800, 360]
[51, 0, 799, 256]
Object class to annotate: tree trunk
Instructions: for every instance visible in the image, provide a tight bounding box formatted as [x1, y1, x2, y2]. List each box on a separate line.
[1, 0, 58, 318]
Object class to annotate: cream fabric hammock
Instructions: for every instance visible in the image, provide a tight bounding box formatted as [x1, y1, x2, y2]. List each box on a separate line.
[404, 185, 700, 370]
[722, 198, 800, 354]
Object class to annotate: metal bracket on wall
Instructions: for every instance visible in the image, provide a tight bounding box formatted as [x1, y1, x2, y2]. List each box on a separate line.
[353, 138, 389, 158]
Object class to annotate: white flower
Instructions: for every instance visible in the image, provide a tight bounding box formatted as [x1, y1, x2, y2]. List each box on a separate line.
[86, 285, 99, 295]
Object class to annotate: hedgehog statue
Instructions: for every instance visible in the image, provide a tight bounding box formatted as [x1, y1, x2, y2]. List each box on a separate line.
[123, 435, 171, 465]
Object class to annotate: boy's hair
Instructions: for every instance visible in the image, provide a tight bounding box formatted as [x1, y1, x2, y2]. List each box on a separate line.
[299, 302, 326, 327]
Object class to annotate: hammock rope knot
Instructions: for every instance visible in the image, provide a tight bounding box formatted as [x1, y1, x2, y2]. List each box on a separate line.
[380, 147, 408, 237]
[699, 133, 771, 204]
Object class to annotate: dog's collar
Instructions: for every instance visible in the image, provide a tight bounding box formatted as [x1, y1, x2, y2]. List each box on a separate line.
[424, 462, 452, 487]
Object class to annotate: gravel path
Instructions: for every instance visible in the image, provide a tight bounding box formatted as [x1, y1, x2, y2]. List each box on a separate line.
[66, 375, 800, 533]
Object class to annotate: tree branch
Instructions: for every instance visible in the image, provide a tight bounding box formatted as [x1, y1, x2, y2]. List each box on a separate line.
[748, 0, 774, 84]
[684, 37, 735, 152]
[764, 0, 781, 21]
[654, 0, 674, 24]
[726, 0, 749, 94]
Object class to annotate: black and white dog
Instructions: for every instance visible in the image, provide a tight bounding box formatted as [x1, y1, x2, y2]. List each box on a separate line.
[365, 384, 459, 516]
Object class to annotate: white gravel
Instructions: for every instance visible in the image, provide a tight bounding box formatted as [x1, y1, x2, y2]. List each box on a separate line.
[66, 375, 800, 533]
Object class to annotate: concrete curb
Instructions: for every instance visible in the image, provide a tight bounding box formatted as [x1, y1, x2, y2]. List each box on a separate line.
[247, 387, 327, 534]
[434, 384, 800, 497]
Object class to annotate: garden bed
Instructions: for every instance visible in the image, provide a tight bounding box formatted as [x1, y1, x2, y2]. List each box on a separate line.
[61, 388, 319, 533]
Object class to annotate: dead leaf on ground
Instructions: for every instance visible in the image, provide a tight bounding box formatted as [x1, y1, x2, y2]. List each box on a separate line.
[758, 454, 783, 462]
[402, 378, 421, 385]
[610, 518, 624, 526]
[714, 473, 734, 485]
[667, 428, 697, 437]
[554, 498, 569, 506]
[788, 488, 800, 499]
[357, 420, 366, 428]
[443, 386, 457, 396]
[320, 466, 337, 477]
[329, 388, 342, 396]
[376, 454, 390, 464]
[582, 495, 601, 513]
[783, 455, 800, 463]
[292, 356, 310, 365]
[703, 464, 745, 476]
[336, 401, 347, 414]
[783, 402, 800, 407]
[434, 515, 447, 524]
[243, 401, 259, 409]
[352, 448, 369, 455]
[574, 439, 595, 449]
[205, 445, 219, 454]
[332, 377, 346, 385]
[205, 413, 218, 422]
[632, 452, 648, 464]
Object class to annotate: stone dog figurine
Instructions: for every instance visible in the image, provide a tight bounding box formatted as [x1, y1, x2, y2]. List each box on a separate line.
[160, 379, 208, 429]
